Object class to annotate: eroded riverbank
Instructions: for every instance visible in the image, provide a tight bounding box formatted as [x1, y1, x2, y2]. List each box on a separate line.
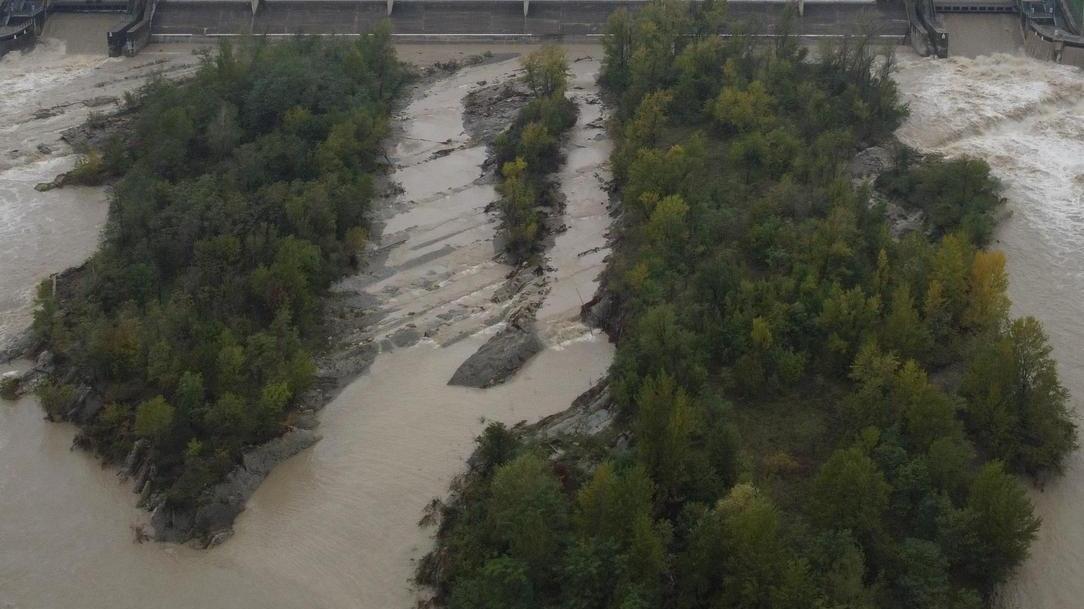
[0, 49, 615, 609]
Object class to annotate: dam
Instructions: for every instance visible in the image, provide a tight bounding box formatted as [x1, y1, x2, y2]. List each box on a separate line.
[4, 0, 1082, 66]
[3, 0, 914, 57]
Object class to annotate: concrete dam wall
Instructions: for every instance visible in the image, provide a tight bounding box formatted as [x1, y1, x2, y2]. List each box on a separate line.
[150, 0, 909, 41]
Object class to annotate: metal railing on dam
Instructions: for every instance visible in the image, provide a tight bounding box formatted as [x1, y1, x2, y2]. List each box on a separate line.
[0, 0, 46, 54]
[146, 0, 909, 42]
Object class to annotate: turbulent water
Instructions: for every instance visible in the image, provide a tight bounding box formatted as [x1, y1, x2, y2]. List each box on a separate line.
[0, 42, 110, 353]
[0, 52, 615, 609]
[894, 51, 1084, 609]
[0, 39, 195, 354]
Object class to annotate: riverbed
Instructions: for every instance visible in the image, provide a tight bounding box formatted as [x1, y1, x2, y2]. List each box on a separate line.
[0, 47, 615, 609]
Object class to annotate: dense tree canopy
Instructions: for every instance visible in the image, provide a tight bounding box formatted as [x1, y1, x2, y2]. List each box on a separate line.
[33, 34, 407, 508]
[423, 2, 1074, 608]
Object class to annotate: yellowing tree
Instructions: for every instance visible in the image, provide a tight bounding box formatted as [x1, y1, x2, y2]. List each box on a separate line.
[522, 45, 570, 98]
[964, 249, 1010, 330]
[710, 82, 775, 134]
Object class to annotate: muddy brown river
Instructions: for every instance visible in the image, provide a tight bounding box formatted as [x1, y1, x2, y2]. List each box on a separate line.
[0, 49, 613, 609]
[1, 38, 1082, 609]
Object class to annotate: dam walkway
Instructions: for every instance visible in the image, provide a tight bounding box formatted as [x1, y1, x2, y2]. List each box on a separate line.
[148, 0, 907, 41]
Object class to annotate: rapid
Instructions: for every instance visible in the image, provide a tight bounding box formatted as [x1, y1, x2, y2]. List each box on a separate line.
[0, 47, 615, 609]
[894, 48, 1084, 609]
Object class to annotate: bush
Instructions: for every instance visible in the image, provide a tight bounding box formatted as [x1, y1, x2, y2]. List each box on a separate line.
[37, 381, 76, 420]
[64, 151, 107, 186]
[0, 375, 19, 400]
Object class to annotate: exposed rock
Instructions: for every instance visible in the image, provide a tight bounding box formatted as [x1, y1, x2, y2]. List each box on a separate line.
[33, 107, 63, 120]
[534, 379, 615, 439]
[462, 80, 531, 148]
[121, 439, 148, 479]
[883, 200, 927, 239]
[152, 428, 321, 545]
[34, 350, 55, 373]
[64, 384, 97, 422]
[448, 325, 543, 388]
[581, 292, 617, 335]
[37, 143, 53, 155]
[82, 96, 117, 108]
[491, 265, 543, 304]
[70, 390, 104, 423]
[35, 173, 68, 192]
[848, 145, 893, 180]
[61, 110, 133, 153]
[389, 327, 421, 348]
[0, 327, 34, 364]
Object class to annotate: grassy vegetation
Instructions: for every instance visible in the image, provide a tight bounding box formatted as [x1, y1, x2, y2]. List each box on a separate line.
[493, 46, 578, 262]
[420, 3, 1076, 608]
[31, 34, 407, 509]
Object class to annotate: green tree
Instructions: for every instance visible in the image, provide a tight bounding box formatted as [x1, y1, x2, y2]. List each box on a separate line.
[134, 396, 175, 442]
[811, 447, 891, 538]
[941, 461, 1039, 592]
[601, 9, 634, 89]
[961, 317, 1076, 474]
[635, 373, 695, 503]
[882, 284, 930, 360]
[448, 557, 536, 609]
[487, 453, 568, 575]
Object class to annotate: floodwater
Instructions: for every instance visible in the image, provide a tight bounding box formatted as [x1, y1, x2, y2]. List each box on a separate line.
[0, 38, 196, 354]
[894, 50, 1084, 609]
[941, 14, 1024, 59]
[0, 52, 615, 609]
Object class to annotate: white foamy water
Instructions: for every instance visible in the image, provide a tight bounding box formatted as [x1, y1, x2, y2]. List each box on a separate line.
[0, 40, 196, 353]
[895, 50, 1084, 609]
[0, 54, 616, 609]
[0, 42, 110, 352]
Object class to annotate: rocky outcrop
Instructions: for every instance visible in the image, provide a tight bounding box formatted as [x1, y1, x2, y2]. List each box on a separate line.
[849, 142, 929, 240]
[151, 428, 321, 547]
[533, 379, 616, 440]
[0, 327, 34, 365]
[462, 79, 531, 149]
[61, 110, 133, 153]
[848, 145, 893, 180]
[581, 291, 619, 338]
[448, 325, 543, 388]
[882, 198, 927, 239]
